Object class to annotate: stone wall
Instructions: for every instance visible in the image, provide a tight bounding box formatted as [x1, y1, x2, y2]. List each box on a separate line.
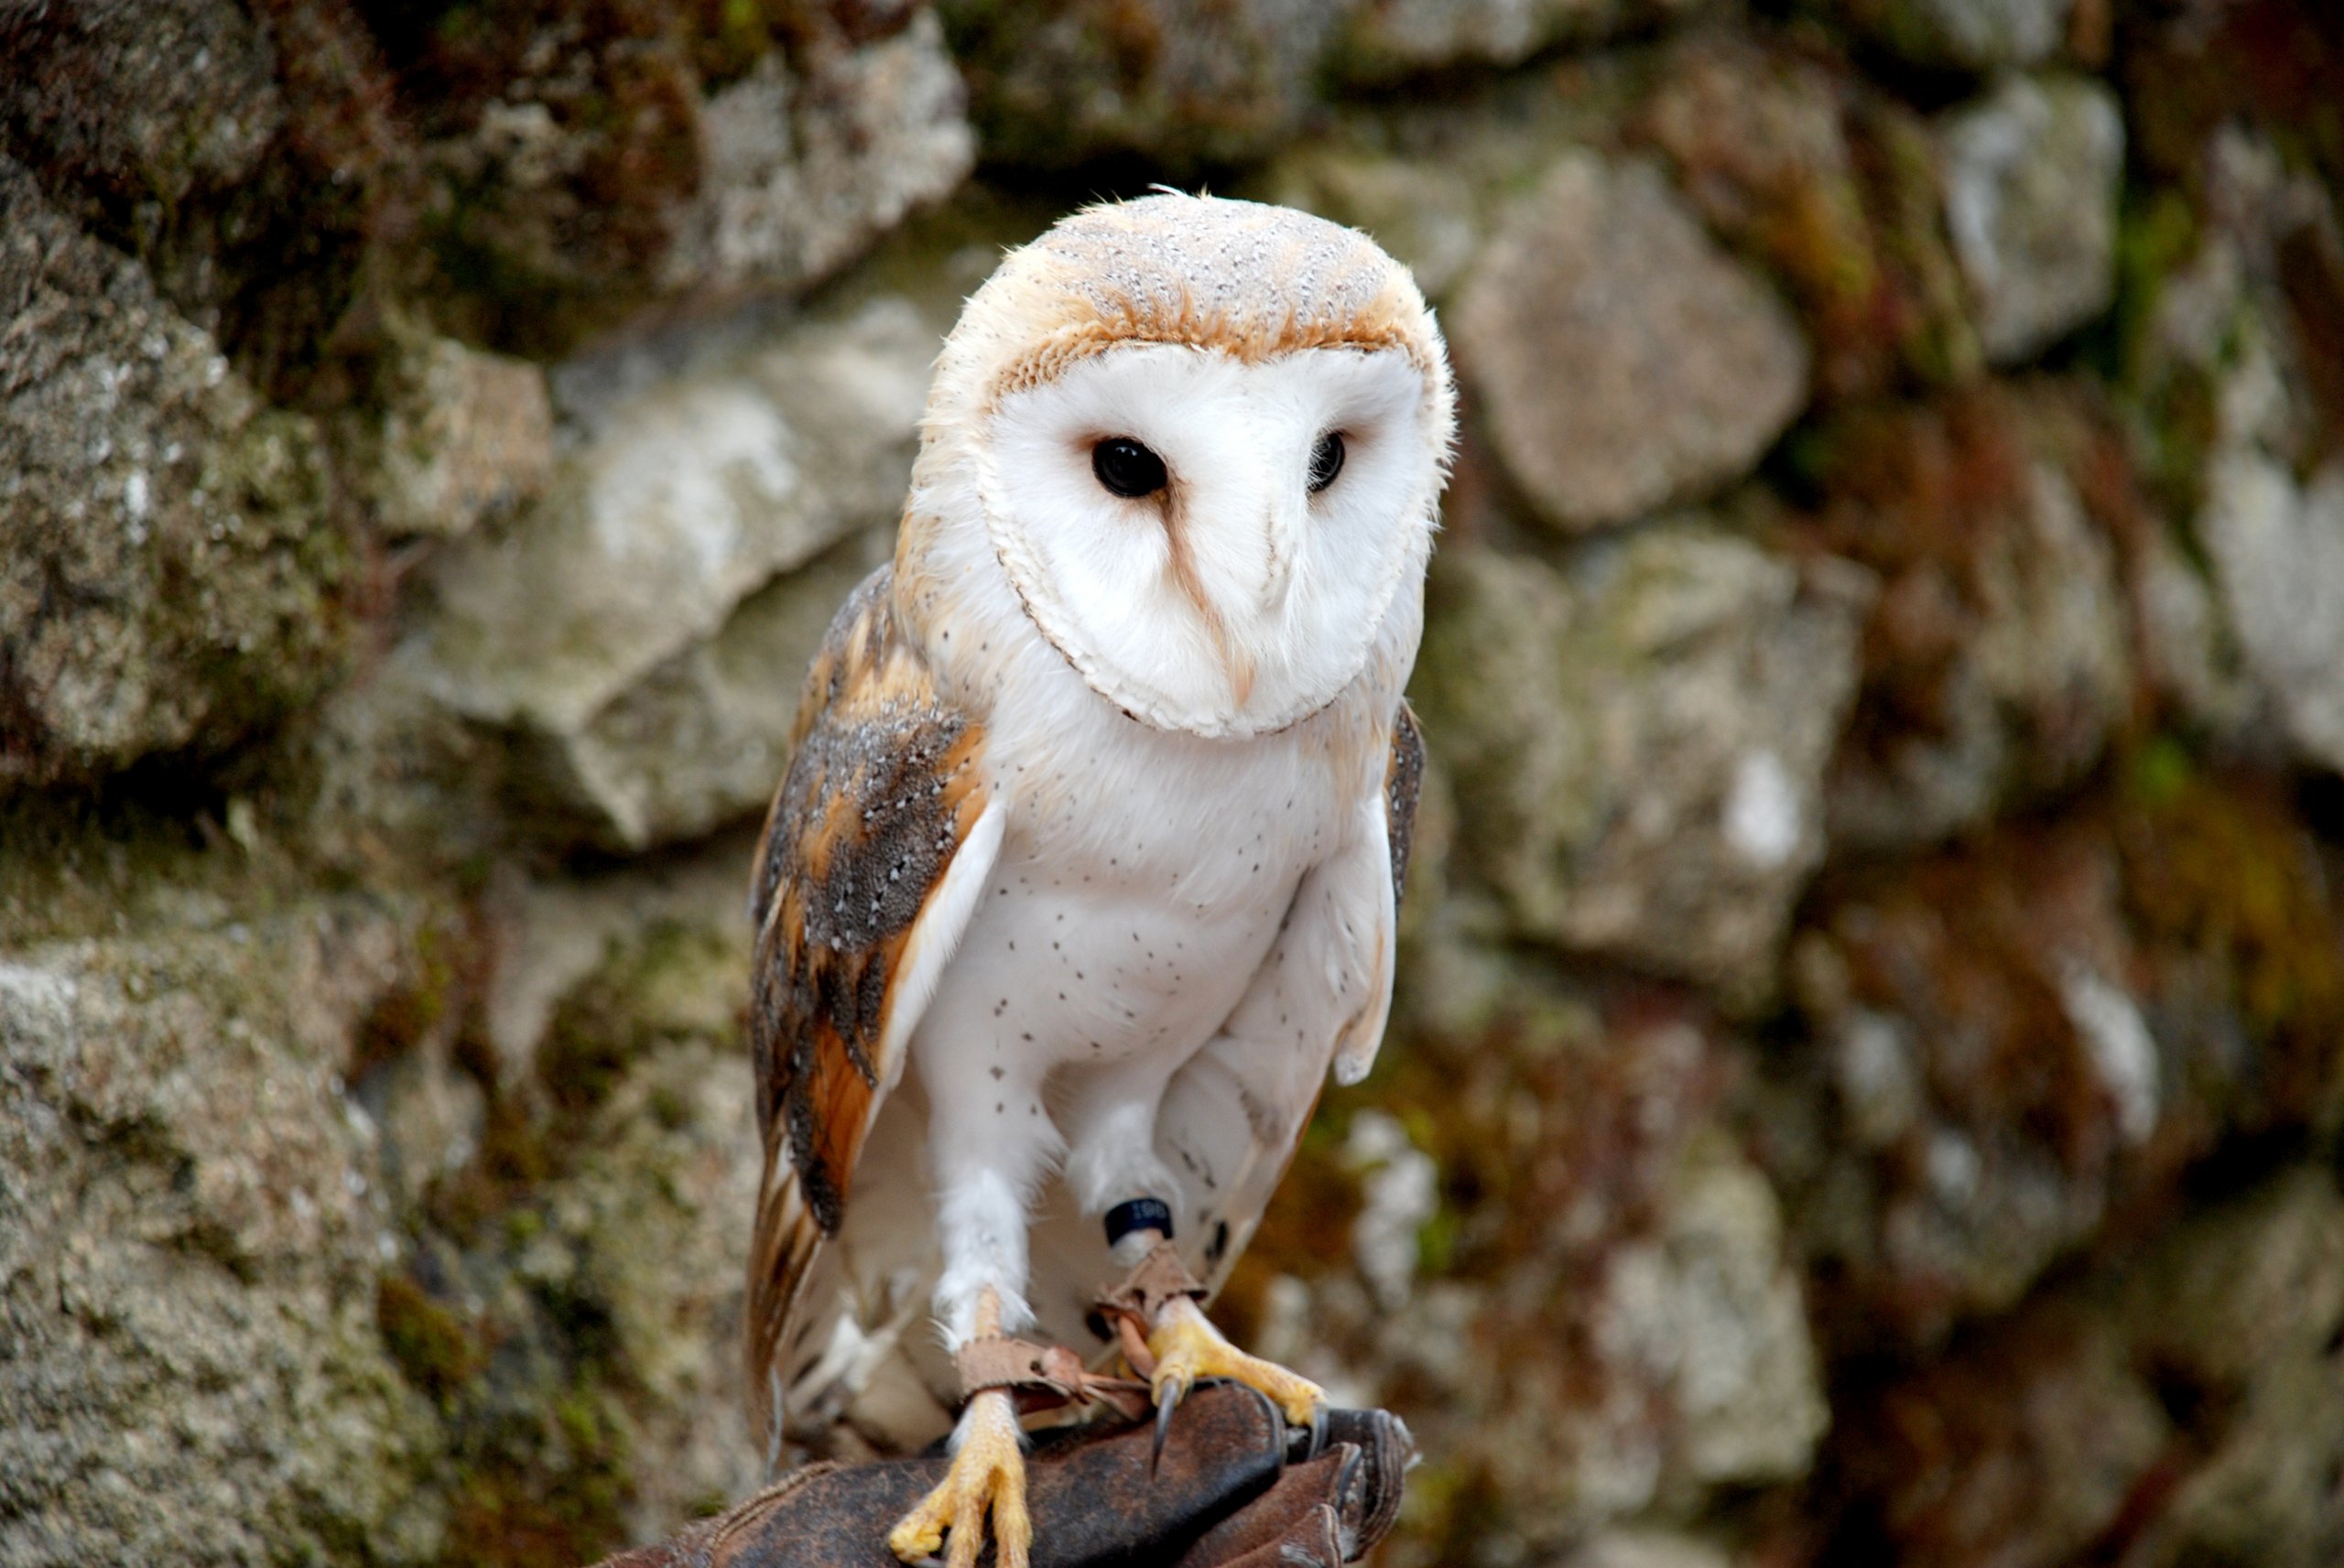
[4, 3, 2342, 1565]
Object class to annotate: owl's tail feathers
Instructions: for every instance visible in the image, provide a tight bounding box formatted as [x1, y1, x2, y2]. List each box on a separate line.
[745, 1162, 825, 1469]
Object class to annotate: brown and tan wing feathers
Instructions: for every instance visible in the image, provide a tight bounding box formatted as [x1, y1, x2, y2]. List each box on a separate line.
[744, 564, 997, 1446]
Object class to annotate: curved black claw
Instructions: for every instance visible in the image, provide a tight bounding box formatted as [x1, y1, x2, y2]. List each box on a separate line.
[1151, 1378, 1185, 1476]
[1305, 1403, 1330, 1462]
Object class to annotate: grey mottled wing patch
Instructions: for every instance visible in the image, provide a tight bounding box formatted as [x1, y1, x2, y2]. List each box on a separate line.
[1385, 700, 1424, 907]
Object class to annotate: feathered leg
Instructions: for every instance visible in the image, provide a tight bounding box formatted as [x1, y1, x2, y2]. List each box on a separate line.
[888, 1288, 1031, 1568]
[893, 1043, 1059, 1567]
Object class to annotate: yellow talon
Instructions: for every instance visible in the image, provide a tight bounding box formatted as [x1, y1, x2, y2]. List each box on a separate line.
[1145, 1294, 1326, 1429]
[888, 1388, 1030, 1568]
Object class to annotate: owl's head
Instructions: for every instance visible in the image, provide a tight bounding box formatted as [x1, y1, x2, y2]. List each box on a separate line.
[910, 193, 1456, 740]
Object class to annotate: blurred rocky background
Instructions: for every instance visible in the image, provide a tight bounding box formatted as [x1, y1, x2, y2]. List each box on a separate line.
[4, 1, 2342, 1564]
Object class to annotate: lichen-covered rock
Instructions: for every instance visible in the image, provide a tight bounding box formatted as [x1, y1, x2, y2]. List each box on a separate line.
[939, 0, 1352, 171]
[0, 899, 449, 1565]
[2128, 130, 2344, 772]
[0, 0, 408, 401]
[1414, 528, 1869, 994]
[1939, 73, 2123, 365]
[542, 1031, 765, 1543]
[2122, 1169, 2344, 1568]
[1800, 386, 2132, 851]
[371, 318, 555, 539]
[0, 0, 283, 212]
[0, 156, 348, 788]
[1764, 771, 2344, 1357]
[658, 15, 976, 298]
[1451, 154, 1810, 533]
[407, 5, 971, 355]
[1835, 1165, 2344, 1568]
[1231, 995, 1826, 1562]
[1639, 35, 1980, 400]
[387, 842, 765, 1561]
[1336, 0, 1709, 81]
[415, 297, 933, 847]
[1768, 822, 2151, 1352]
[1829, 0, 2075, 70]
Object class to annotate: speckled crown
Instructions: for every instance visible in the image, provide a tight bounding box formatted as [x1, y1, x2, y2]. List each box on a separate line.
[925, 192, 1451, 420]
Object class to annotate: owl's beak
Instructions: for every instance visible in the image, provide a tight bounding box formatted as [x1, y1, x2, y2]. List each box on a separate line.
[1216, 495, 1308, 709]
[1258, 496, 1304, 618]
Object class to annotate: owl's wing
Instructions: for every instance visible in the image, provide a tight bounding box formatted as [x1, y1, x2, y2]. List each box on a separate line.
[743, 565, 1004, 1447]
[1151, 704, 1425, 1295]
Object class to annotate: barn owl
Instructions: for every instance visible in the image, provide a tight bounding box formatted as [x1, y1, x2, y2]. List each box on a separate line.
[744, 192, 1453, 1568]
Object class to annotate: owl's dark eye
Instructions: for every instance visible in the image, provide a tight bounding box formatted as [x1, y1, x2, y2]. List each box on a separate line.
[1308, 430, 1346, 493]
[1092, 437, 1167, 499]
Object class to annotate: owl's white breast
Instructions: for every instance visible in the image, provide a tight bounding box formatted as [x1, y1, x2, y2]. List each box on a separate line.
[924, 684, 1355, 1088]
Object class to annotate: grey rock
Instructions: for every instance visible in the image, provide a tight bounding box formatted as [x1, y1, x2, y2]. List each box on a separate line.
[2200, 453, 2344, 775]
[543, 527, 895, 850]
[1414, 526, 1869, 994]
[0, 156, 345, 787]
[1594, 1141, 1829, 1487]
[1552, 1531, 1734, 1568]
[1831, 0, 2073, 70]
[372, 319, 556, 539]
[1342, 1109, 1441, 1311]
[0, 903, 447, 1565]
[1876, 1123, 2111, 1330]
[1338, 0, 1709, 81]
[1940, 74, 2123, 365]
[1829, 1008, 1926, 1152]
[2131, 524, 2259, 742]
[1250, 81, 1620, 303]
[415, 297, 934, 847]
[940, 0, 1355, 170]
[661, 15, 976, 297]
[360, 1039, 488, 1217]
[1452, 154, 1810, 533]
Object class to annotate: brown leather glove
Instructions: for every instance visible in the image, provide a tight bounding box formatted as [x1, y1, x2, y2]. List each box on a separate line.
[593, 1383, 1410, 1568]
